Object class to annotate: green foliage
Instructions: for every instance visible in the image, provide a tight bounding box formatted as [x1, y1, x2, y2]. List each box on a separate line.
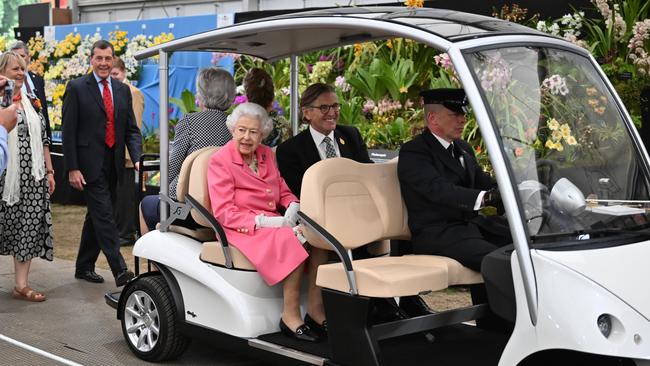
[613, 77, 650, 128]
[0, 0, 36, 34]
[169, 89, 199, 115]
[346, 59, 388, 102]
[338, 95, 365, 127]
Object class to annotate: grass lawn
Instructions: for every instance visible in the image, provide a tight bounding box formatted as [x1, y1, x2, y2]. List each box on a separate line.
[51, 203, 470, 310]
[51, 203, 147, 274]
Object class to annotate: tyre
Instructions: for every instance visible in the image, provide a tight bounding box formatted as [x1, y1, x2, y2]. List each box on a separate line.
[120, 275, 190, 361]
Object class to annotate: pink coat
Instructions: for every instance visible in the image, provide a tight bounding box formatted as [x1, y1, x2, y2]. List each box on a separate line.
[207, 140, 308, 286]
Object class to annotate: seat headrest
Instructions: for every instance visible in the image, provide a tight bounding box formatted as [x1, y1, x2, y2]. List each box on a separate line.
[300, 158, 411, 251]
[176, 146, 220, 202]
[186, 147, 221, 227]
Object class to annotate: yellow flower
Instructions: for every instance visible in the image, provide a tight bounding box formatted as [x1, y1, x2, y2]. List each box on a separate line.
[548, 118, 559, 130]
[386, 39, 393, 49]
[566, 136, 577, 145]
[559, 124, 571, 138]
[354, 43, 363, 58]
[588, 99, 599, 107]
[585, 87, 597, 96]
[555, 143, 564, 152]
[595, 106, 606, 115]
[551, 130, 563, 141]
[404, 0, 424, 7]
[399, 86, 408, 93]
[545, 140, 555, 149]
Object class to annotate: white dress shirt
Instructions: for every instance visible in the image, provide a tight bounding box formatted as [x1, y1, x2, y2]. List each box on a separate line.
[309, 125, 340, 160]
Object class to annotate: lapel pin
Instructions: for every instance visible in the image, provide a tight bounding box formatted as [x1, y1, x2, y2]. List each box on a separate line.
[339, 138, 345, 145]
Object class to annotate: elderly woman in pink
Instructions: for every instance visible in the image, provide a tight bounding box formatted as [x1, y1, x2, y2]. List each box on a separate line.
[207, 102, 325, 343]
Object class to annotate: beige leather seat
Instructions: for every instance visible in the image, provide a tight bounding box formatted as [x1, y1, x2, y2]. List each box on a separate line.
[162, 146, 217, 241]
[183, 147, 255, 270]
[300, 158, 482, 298]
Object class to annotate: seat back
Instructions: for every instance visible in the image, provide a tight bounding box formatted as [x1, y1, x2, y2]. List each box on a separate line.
[176, 146, 217, 202]
[186, 147, 221, 227]
[300, 158, 411, 251]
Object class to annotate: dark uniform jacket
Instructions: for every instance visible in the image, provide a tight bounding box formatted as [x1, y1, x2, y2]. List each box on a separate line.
[29, 72, 51, 140]
[397, 129, 496, 251]
[276, 124, 372, 197]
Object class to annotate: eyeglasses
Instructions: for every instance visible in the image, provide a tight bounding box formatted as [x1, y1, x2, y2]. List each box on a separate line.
[309, 103, 341, 114]
[234, 126, 261, 138]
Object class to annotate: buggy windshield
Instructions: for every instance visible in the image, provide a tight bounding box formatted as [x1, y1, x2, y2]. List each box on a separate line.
[466, 46, 650, 243]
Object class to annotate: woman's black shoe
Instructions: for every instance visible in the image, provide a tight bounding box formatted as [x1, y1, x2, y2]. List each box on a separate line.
[304, 314, 327, 337]
[279, 319, 321, 342]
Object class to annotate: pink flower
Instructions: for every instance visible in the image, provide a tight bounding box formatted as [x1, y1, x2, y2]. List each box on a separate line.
[514, 147, 524, 157]
[233, 95, 248, 105]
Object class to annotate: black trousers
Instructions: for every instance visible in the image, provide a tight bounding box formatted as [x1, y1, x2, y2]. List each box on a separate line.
[115, 167, 137, 242]
[412, 218, 511, 272]
[75, 146, 127, 276]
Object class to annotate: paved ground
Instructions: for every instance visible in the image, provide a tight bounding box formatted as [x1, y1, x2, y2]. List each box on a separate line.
[0, 256, 268, 366]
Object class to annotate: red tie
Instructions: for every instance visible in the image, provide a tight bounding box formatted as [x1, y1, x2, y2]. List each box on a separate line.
[101, 79, 115, 148]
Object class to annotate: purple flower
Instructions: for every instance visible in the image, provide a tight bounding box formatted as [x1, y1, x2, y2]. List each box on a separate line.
[319, 55, 331, 61]
[272, 100, 284, 116]
[233, 95, 248, 105]
[335, 59, 345, 71]
[307, 64, 313, 73]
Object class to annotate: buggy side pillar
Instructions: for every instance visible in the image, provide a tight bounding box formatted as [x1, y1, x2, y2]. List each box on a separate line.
[322, 288, 384, 366]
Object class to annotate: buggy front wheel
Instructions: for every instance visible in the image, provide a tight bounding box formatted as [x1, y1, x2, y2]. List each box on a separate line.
[120, 275, 190, 361]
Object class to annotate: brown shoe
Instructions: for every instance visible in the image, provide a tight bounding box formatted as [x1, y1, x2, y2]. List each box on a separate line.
[12, 286, 46, 302]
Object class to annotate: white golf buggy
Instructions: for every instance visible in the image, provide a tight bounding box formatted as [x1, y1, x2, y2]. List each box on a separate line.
[106, 7, 650, 366]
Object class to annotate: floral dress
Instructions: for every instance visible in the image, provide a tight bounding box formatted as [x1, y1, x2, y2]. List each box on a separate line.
[262, 110, 291, 147]
[0, 109, 53, 262]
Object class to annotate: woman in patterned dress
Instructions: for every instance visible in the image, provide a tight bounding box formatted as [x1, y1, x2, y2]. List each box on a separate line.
[138, 67, 235, 235]
[0, 52, 55, 302]
[243, 68, 291, 147]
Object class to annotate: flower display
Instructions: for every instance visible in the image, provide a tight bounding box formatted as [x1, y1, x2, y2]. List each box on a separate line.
[0, 34, 10, 52]
[334, 75, 350, 92]
[309, 61, 333, 84]
[477, 52, 512, 93]
[541, 74, 569, 96]
[212, 52, 241, 64]
[24, 30, 174, 132]
[109, 30, 129, 55]
[404, 0, 424, 8]
[53, 33, 81, 59]
[628, 19, 650, 75]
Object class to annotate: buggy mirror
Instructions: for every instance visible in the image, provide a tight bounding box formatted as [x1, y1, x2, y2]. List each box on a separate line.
[550, 178, 586, 217]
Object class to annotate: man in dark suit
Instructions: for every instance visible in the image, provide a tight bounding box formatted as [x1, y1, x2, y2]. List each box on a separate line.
[276, 83, 372, 197]
[276, 83, 373, 331]
[63, 40, 142, 287]
[398, 88, 509, 273]
[10, 41, 51, 140]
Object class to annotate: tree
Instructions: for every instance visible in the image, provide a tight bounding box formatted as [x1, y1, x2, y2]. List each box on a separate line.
[0, 0, 38, 35]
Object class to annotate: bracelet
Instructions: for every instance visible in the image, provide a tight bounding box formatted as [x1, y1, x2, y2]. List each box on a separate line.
[46, 169, 54, 176]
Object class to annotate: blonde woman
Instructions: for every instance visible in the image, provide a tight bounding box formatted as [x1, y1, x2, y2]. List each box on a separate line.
[0, 51, 55, 302]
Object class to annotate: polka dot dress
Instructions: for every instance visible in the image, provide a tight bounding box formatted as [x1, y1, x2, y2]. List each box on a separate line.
[0, 110, 53, 262]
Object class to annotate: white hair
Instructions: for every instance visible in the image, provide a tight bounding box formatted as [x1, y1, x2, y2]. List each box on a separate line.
[226, 103, 274, 138]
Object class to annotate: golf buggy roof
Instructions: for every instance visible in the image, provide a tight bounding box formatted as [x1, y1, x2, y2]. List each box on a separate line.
[135, 6, 555, 61]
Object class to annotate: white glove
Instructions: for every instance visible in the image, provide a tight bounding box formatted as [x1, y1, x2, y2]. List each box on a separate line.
[284, 202, 300, 226]
[293, 225, 307, 244]
[255, 214, 291, 228]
